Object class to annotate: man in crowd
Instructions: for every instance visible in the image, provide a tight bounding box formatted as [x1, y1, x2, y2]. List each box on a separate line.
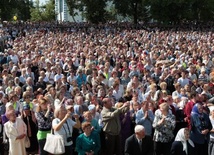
[125, 125, 154, 155]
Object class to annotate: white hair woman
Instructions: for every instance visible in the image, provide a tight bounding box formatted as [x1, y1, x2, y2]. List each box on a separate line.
[52, 105, 81, 155]
[4, 109, 27, 155]
[153, 102, 176, 155]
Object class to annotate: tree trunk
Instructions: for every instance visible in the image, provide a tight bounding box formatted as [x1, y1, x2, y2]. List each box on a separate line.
[133, 2, 138, 24]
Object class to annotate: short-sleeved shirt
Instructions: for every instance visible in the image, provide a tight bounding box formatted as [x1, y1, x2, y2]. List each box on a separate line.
[52, 118, 76, 146]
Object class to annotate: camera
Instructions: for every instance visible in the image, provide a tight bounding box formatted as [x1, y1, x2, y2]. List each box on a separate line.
[67, 137, 72, 142]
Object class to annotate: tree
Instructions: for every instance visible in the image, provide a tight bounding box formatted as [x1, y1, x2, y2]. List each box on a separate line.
[30, 0, 55, 21]
[30, 0, 43, 21]
[66, 0, 80, 22]
[0, 0, 16, 21]
[148, 0, 214, 24]
[82, 0, 107, 23]
[190, 0, 214, 21]
[112, 0, 147, 24]
[0, 0, 33, 21]
[41, 0, 55, 21]
[16, 0, 33, 21]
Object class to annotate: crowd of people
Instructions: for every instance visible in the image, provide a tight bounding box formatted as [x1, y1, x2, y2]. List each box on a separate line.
[0, 21, 213, 155]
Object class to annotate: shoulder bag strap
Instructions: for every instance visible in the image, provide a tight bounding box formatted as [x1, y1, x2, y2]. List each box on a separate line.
[62, 120, 71, 136]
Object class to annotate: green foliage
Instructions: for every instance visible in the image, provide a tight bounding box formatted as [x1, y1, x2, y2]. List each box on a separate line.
[112, 0, 148, 24]
[66, 0, 107, 23]
[66, 0, 79, 17]
[65, 0, 82, 22]
[30, 0, 55, 21]
[148, 0, 214, 23]
[191, 0, 214, 21]
[30, 0, 43, 21]
[0, 0, 213, 23]
[0, 0, 31, 21]
[82, 0, 107, 23]
[41, 0, 55, 21]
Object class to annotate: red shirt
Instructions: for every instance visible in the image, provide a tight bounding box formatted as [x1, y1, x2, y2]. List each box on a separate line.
[184, 100, 195, 119]
[184, 100, 195, 129]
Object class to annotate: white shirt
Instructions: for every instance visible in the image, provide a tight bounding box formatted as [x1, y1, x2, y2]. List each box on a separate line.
[210, 116, 214, 139]
[52, 118, 76, 146]
[10, 54, 19, 64]
[177, 77, 190, 87]
[45, 71, 55, 84]
[54, 74, 63, 82]
[112, 89, 123, 101]
[67, 75, 76, 84]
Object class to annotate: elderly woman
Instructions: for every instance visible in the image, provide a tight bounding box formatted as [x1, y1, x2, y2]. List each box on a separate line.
[153, 102, 176, 155]
[170, 128, 195, 155]
[4, 109, 27, 155]
[35, 96, 54, 155]
[190, 103, 212, 155]
[52, 105, 81, 155]
[76, 122, 101, 155]
[21, 104, 38, 154]
[83, 111, 101, 133]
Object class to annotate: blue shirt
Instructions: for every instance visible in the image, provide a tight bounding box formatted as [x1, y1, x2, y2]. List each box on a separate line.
[135, 109, 154, 136]
[76, 74, 87, 88]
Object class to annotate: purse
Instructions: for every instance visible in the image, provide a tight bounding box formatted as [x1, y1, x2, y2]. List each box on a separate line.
[43, 129, 65, 154]
[25, 136, 30, 148]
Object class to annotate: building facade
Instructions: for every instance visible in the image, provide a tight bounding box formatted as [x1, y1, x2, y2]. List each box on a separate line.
[55, 0, 85, 22]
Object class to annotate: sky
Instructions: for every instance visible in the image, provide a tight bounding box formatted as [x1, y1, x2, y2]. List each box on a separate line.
[33, 0, 47, 5]
[40, 0, 47, 5]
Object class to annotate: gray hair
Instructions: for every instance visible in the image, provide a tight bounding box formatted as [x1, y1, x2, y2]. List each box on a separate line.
[134, 125, 145, 133]
[54, 105, 65, 118]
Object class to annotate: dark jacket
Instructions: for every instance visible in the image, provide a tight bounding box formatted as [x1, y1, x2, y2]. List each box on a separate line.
[125, 134, 153, 155]
[190, 112, 212, 144]
[170, 141, 195, 155]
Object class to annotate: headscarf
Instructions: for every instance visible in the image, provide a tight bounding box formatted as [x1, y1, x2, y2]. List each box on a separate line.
[88, 104, 96, 111]
[191, 103, 203, 116]
[175, 128, 194, 154]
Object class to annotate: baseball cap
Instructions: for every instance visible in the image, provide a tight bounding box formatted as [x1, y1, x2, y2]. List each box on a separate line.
[23, 104, 30, 110]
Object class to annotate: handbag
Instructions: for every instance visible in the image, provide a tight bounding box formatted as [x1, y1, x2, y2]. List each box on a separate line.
[25, 136, 30, 148]
[43, 129, 65, 154]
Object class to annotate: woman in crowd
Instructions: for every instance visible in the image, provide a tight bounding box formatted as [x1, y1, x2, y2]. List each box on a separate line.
[170, 128, 195, 155]
[21, 104, 38, 154]
[87, 104, 102, 124]
[22, 91, 35, 111]
[54, 90, 66, 109]
[8, 93, 21, 114]
[52, 105, 81, 155]
[4, 109, 27, 155]
[190, 103, 212, 155]
[76, 122, 101, 155]
[135, 100, 154, 136]
[116, 102, 133, 153]
[72, 104, 84, 154]
[83, 111, 101, 133]
[35, 96, 54, 155]
[153, 102, 176, 155]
